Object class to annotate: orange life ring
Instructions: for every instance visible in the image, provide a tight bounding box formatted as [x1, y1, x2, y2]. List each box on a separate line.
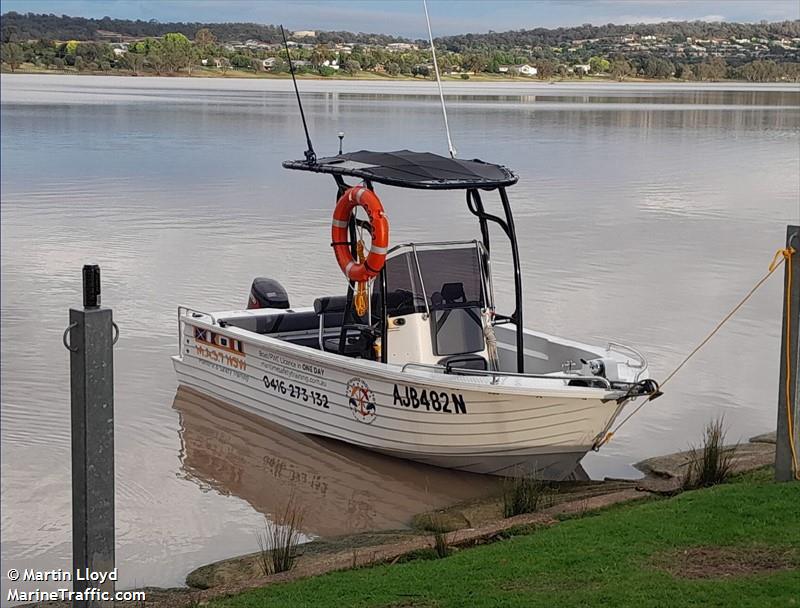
[331, 186, 389, 281]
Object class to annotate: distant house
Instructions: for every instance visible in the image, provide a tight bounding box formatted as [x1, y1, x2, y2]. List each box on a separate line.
[386, 42, 418, 52]
[573, 64, 591, 74]
[262, 57, 277, 69]
[500, 64, 538, 76]
[293, 30, 316, 38]
[322, 59, 340, 70]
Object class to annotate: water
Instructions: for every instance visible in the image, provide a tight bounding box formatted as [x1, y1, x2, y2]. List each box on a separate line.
[2, 74, 798, 597]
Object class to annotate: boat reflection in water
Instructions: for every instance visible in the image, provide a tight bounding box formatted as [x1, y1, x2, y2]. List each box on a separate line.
[173, 386, 500, 537]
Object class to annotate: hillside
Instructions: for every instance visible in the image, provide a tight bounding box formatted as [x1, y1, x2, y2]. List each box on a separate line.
[2, 11, 799, 49]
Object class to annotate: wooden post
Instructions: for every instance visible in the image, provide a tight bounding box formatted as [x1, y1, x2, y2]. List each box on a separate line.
[66, 265, 116, 606]
[775, 225, 799, 482]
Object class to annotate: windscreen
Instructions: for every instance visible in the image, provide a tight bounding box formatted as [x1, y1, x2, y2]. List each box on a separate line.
[384, 246, 484, 317]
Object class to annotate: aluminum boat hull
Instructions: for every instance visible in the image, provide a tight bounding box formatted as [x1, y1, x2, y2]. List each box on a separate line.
[173, 312, 640, 479]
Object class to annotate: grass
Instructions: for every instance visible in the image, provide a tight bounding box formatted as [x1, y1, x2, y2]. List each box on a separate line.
[255, 495, 305, 576]
[683, 417, 738, 490]
[210, 470, 799, 608]
[502, 468, 556, 518]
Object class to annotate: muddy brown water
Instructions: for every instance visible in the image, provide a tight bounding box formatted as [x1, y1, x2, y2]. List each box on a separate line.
[1, 75, 798, 599]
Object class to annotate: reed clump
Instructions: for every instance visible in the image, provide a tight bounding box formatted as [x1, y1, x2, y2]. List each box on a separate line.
[682, 417, 738, 490]
[256, 495, 305, 576]
[502, 467, 555, 518]
[428, 511, 452, 558]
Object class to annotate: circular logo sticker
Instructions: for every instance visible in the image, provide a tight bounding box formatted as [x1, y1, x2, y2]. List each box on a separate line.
[346, 377, 377, 424]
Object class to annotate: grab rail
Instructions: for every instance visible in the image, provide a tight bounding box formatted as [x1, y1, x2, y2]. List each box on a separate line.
[176, 306, 218, 355]
[607, 341, 649, 382]
[400, 361, 612, 389]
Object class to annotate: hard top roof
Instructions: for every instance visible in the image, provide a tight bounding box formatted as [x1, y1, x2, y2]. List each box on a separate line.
[282, 149, 517, 190]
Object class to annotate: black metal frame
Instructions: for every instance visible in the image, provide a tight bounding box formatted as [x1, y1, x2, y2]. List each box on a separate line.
[327, 177, 525, 373]
[466, 187, 524, 372]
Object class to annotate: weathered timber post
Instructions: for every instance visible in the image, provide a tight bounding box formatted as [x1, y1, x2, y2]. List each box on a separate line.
[776, 225, 800, 482]
[65, 265, 117, 606]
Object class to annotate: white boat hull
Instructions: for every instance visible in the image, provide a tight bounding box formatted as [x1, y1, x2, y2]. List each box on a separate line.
[173, 313, 640, 479]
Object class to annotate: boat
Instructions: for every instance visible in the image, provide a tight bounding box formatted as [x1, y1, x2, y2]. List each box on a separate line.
[173, 146, 661, 479]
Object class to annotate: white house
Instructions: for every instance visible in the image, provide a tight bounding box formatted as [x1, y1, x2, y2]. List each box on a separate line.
[293, 30, 316, 38]
[504, 64, 537, 76]
[386, 42, 418, 52]
[573, 64, 591, 74]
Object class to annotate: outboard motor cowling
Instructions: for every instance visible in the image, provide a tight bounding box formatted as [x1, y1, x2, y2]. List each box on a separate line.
[247, 278, 290, 310]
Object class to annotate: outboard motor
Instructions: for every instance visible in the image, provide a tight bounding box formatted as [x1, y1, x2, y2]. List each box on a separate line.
[247, 278, 290, 310]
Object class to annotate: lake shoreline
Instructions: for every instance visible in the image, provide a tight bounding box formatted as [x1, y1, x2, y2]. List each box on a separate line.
[4, 65, 797, 86]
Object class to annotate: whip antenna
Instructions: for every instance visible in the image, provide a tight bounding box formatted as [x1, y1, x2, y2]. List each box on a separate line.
[423, 0, 456, 158]
[281, 25, 316, 164]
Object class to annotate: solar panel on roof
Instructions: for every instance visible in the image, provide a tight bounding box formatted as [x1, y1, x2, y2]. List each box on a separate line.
[283, 149, 517, 190]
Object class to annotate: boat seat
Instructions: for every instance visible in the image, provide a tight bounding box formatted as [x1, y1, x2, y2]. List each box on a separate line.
[440, 354, 488, 372]
[220, 310, 342, 335]
[323, 325, 378, 359]
[313, 295, 349, 314]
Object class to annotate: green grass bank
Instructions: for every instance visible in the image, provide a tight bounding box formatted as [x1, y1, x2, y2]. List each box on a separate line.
[210, 469, 799, 608]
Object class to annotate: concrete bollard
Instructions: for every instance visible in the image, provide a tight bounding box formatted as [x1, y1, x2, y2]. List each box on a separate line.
[775, 225, 800, 482]
[64, 265, 117, 606]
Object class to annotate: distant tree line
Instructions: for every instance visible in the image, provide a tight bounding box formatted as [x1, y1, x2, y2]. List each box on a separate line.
[3, 34, 799, 83]
[3, 12, 799, 47]
[436, 20, 800, 52]
[0, 12, 407, 45]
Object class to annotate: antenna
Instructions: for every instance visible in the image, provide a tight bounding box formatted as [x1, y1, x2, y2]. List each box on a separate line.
[281, 25, 316, 164]
[423, 0, 456, 158]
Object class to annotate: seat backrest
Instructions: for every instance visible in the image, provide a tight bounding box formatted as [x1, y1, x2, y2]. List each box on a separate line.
[313, 295, 349, 315]
[431, 306, 485, 357]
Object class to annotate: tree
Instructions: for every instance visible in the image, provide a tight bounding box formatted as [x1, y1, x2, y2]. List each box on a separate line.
[695, 57, 727, 81]
[385, 61, 401, 76]
[269, 57, 287, 73]
[146, 48, 167, 75]
[159, 32, 194, 73]
[412, 63, 430, 77]
[463, 53, 486, 74]
[589, 56, 610, 74]
[675, 63, 694, 80]
[610, 57, 633, 80]
[1, 42, 24, 71]
[122, 51, 145, 75]
[194, 27, 217, 63]
[230, 53, 252, 69]
[342, 59, 361, 75]
[535, 59, 557, 80]
[194, 27, 216, 48]
[643, 57, 674, 79]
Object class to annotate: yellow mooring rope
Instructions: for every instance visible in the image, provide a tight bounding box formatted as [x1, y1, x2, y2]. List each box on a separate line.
[596, 244, 798, 473]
